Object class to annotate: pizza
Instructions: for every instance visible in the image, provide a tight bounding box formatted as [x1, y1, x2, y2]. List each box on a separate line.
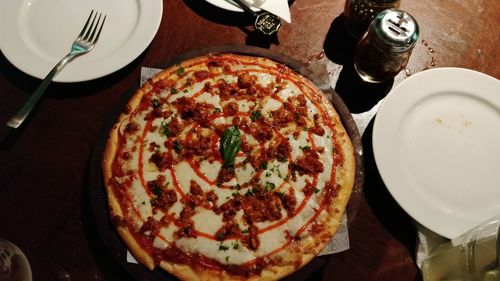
[102, 53, 355, 280]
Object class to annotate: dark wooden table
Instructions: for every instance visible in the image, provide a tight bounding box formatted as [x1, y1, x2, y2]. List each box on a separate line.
[1, 0, 498, 280]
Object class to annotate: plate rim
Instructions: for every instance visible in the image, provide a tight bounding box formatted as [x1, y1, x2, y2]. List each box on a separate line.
[0, 0, 163, 83]
[372, 67, 500, 238]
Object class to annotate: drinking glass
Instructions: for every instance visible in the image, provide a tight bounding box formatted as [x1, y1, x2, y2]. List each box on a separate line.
[422, 215, 500, 281]
[0, 239, 32, 281]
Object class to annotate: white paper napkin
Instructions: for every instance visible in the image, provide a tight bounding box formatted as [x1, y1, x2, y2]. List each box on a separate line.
[245, 0, 291, 23]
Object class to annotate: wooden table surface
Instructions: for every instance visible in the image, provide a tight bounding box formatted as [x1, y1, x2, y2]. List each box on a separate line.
[0, 0, 498, 280]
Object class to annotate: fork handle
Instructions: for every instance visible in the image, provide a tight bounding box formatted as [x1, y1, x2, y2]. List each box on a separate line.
[232, 0, 259, 17]
[6, 53, 77, 128]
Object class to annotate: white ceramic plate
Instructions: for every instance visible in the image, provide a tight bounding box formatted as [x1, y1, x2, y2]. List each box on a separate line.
[0, 0, 162, 82]
[373, 68, 500, 239]
[205, 0, 259, 12]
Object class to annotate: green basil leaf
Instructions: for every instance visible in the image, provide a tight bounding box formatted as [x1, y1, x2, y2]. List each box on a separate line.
[220, 125, 241, 167]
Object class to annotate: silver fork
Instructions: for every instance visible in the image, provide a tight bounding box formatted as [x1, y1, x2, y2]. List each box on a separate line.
[6, 10, 107, 129]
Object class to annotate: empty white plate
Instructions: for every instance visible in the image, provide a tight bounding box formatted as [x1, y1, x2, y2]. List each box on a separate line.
[0, 0, 162, 82]
[373, 68, 500, 239]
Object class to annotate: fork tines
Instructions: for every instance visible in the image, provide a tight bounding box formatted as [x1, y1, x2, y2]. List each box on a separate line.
[79, 10, 107, 44]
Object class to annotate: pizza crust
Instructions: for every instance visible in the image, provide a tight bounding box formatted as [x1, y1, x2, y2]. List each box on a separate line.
[102, 114, 157, 271]
[102, 53, 356, 280]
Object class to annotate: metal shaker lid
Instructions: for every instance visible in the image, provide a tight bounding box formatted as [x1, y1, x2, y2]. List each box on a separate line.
[372, 9, 419, 52]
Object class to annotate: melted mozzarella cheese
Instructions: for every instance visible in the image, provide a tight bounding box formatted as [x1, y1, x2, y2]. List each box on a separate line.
[288, 131, 311, 160]
[254, 221, 289, 256]
[253, 72, 275, 88]
[216, 188, 240, 206]
[235, 160, 255, 185]
[235, 99, 254, 113]
[131, 178, 153, 219]
[277, 81, 301, 100]
[175, 236, 255, 265]
[233, 209, 247, 231]
[192, 208, 224, 235]
[196, 92, 221, 108]
[153, 236, 169, 250]
[199, 160, 221, 183]
[159, 224, 177, 241]
[286, 191, 320, 236]
[312, 126, 335, 184]
[258, 159, 287, 190]
[260, 97, 282, 115]
[174, 163, 216, 194]
[169, 200, 184, 218]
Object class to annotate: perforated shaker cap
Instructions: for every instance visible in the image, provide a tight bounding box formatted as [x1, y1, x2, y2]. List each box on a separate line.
[372, 9, 419, 52]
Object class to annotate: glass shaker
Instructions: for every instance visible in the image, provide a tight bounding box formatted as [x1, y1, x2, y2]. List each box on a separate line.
[344, 0, 401, 38]
[353, 9, 419, 83]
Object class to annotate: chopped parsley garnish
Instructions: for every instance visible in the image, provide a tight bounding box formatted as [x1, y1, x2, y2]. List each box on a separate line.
[315, 188, 321, 193]
[232, 242, 239, 249]
[218, 243, 230, 251]
[250, 110, 263, 121]
[171, 87, 178, 94]
[183, 226, 190, 234]
[214, 108, 222, 114]
[160, 121, 170, 136]
[244, 188, 258, 197]
[260, 162, 268, 170]
[264, 181, 276, 191]
[176, 67, 185, 75]
[217, 232, 225, 240]
[300, 146, 311, 151]
[141, 201, 146, 205]
[225, 256, 230, 262]
[231, 192, 239, 197]
[183, 89, 188, 93]
[173, 141, 182, 153]
[241, 229, 249, 234]
[270, 164, 283, 178]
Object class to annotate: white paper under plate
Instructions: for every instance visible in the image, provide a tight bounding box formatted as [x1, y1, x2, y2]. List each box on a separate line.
[0, 0, 162, 82]
[373, 67, 500, 239]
